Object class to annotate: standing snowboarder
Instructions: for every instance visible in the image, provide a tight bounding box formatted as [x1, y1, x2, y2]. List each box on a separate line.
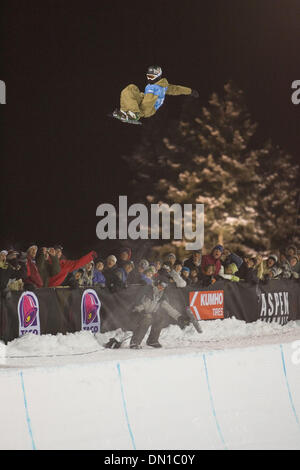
[112, 65, 199, 124]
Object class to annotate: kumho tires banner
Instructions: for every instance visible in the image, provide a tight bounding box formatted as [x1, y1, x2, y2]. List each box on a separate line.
[189, 290, 224, 320]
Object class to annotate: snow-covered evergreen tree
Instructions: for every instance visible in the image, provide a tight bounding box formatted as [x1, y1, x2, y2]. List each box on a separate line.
[125, 81, 299, 255]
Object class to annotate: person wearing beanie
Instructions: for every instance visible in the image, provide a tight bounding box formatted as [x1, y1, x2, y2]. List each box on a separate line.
[115, 260, 135, 288]
[73, 269, 84, 287]
[279, 255, 300, 279]
[81, 260, 95, 287]
[126, 258, 149, 285]
[201, 245, 223, 276]
[198, 264, 217, 286]
[183, 250, 202, 276]
[181, 266, 191, 285]
[189, 268, 199, 286]
[236, 256, 259, 284]
[221, 263, 240, 282]
[106, 255, 117, 266]
[118, 247, 132, 268]
[153, 259, 162, 273]
[157, 262, 172, 284]
[92, 259, 106, 287]
[138, 259, 149, 271]
[36, 247, 61, 288]
[266, 260, 282, 280]
[0, 249, 24, 291]
[221, 247, 243, 269]
[287, 245, 298, 262]
[103, 254, 123, 292]
[24, 245, 43, 289]
[257, 254, 282, 280]
[164, 253, 177, 268]
[140, 266, 155, 286]
[169, 261, 187, 288]
[289, 255, 300, 278]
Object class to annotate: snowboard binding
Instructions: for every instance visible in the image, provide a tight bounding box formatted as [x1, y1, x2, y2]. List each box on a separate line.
[110, 109, 142, 125]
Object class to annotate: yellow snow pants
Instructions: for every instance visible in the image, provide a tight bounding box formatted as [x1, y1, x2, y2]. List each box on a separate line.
[120, 84, 145, 116]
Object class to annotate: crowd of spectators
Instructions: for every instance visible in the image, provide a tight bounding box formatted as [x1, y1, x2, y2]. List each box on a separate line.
[0, 242, 299, 296]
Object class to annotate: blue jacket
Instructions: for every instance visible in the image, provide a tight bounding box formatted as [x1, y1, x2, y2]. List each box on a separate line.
[92, 270, 106, 286]
[224, 253, 243, 269]
[140, 273, 153, 285]
[144, 83, 168, 111]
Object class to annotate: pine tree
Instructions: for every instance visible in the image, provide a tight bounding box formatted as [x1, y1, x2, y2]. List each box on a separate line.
[124, 81, 299, 256]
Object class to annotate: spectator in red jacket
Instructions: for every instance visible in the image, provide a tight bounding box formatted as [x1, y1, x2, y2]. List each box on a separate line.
[48, 246, 97, 287]
[201, 245, 223, 276]
[24, 244, 43, 289]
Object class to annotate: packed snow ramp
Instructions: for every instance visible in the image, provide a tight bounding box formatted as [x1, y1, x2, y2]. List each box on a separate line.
[0, 340, 300, 450]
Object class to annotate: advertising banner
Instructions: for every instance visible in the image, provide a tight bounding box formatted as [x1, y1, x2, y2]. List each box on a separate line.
[17, 291, 41, 336]
[189, 290, 224, 320]
[0, 280, 299, 343]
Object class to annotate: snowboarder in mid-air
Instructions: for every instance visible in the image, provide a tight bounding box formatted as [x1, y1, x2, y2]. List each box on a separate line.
[112, 65, 199, 124]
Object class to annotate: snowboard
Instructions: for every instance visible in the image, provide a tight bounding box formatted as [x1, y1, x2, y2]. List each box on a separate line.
[104, 334, 132, 349]
[108, 111, 142, 126]
[186, 307, 203, 334]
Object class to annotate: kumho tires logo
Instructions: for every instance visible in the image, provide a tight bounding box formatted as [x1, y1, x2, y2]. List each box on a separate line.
[189, 290, 224, 320]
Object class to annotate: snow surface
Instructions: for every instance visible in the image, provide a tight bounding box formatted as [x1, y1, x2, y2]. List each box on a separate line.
[1, 318, 300, 368]
[1, 319, 300, 450]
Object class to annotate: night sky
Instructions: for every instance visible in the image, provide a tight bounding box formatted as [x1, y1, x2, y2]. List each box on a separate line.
[0, 0, 299, 257]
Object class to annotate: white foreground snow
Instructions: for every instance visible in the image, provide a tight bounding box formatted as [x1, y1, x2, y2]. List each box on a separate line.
[0, 318, 300, 450]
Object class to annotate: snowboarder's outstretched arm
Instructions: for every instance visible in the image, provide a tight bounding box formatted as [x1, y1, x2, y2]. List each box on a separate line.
[166, 83, 193, 96]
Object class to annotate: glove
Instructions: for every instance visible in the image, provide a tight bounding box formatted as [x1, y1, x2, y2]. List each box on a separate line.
[190, 89, 199, 98]
[104, 338, 122, 349]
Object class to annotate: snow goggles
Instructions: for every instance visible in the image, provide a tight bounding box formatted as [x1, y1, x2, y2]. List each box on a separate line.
[147, 73, 160, 81]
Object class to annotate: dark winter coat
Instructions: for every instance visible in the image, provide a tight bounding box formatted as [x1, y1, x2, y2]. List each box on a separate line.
[223, 253, 243, 269]
[36, 251, 61, 288]
[134, 285, 169, 315]
[0, 262, 22, 290]
[115, 267, 131, 288]
[197, 272, 216, 287]
[103, 265, 124, 292]
[183, 257, 202, 275]
[237, 263, 259, 284]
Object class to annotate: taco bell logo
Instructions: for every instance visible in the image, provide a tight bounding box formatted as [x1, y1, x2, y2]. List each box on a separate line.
[81, 289, 101, 333]
[18, 291, 41, 336]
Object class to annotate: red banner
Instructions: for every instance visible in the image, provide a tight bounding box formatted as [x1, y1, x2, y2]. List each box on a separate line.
[189, 290, 224, 320]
